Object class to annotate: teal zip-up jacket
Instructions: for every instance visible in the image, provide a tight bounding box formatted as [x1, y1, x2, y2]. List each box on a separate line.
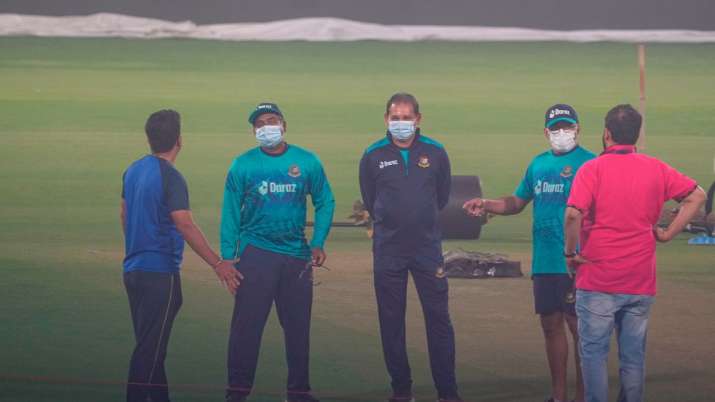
[220, 144, 335, 260]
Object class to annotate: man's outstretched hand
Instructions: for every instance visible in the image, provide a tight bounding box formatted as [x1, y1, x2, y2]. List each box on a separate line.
[463, 197, 486, 217]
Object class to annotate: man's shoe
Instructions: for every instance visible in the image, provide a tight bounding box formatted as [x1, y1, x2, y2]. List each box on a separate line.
[437, 398, 466, 402]
[389, 396, 415, 402]
[225, 390, 249, 402]
[285, 393, 320, 402]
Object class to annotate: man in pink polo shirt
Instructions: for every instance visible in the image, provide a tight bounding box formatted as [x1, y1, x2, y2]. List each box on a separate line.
[563, 104, 705, 402]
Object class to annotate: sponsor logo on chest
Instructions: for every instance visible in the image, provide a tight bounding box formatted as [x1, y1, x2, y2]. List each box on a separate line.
[258, 180, 298, 196]
[534, 179, 565, 196]
[379, 160, 399, 169]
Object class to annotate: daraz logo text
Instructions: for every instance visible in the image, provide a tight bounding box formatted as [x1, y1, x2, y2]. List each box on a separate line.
[549, 109, 571, 119]
[534, 180, 565, 195]
[258, 181, 298, 196]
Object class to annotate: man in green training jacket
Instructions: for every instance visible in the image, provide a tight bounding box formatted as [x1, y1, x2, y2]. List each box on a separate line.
[464, 104, 594, 402]
[221, 102, 335, 402]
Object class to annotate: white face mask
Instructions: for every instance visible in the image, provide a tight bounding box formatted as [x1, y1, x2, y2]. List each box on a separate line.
[388, 120, 416, 141]
[255, 125, 283, 148]
[548, 128, 577, 153]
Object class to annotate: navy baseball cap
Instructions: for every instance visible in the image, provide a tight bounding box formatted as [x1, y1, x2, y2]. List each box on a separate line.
[248, 102, 284, 125]
[545, 104, 579, 128]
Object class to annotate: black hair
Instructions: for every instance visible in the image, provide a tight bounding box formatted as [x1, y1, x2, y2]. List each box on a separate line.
[145, 109, 181, 153]
[605, 104, 642, 145]
[385, 92, 420, 115]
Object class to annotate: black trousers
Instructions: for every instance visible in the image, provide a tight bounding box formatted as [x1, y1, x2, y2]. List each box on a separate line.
[124, 270, 182, 402]
[226, 245, 313, 398]
[374, 253, 459, 399]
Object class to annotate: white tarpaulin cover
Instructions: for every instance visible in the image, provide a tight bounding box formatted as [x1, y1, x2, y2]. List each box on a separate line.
[2, 13, 715, 43]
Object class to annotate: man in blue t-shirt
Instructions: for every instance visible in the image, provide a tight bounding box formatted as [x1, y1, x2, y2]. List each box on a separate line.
[121, 109, 240, 402]
[463, 104, 595, 402]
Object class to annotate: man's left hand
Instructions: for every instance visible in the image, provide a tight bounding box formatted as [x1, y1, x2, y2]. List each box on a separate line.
[213, 259, 243, 295]
[311, 247, 326, 267]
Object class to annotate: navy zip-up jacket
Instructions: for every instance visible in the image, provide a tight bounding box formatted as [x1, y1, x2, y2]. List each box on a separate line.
[359, 131, 451, 257]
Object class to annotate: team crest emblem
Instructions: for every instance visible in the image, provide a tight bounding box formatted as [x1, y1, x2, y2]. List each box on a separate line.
[560, 165, 573, 178]
[288, 164, 301, 178]
[435, 266, 446, 278]
[418, 155, 430, 168]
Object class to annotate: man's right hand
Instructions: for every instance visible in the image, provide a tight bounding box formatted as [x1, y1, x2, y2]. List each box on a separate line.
[463, 197, 487, 217]
[566, 254, 590, 278]
[654, 226, 674, 243]
[213, 260, 243, 295]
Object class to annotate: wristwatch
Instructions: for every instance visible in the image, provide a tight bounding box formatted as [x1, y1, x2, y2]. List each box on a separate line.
[563, 251, 578, 258]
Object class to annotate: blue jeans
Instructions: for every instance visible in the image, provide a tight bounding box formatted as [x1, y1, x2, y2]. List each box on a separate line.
[575, 290, 654, 402]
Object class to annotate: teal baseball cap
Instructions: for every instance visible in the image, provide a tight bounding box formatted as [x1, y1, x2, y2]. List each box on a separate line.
[248, 102, 284, 125]
[545, 104, 579, 128]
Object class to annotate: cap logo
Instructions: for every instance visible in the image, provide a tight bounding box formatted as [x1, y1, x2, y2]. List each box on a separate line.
[549, 109, 571, 119]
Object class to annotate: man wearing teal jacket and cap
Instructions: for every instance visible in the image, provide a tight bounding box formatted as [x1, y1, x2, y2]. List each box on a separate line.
[464, 104, 595, 402]
[221, 102, 335, 402]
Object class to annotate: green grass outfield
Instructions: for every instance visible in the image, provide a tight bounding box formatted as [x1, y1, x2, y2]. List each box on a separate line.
[1, 38, 714, 401]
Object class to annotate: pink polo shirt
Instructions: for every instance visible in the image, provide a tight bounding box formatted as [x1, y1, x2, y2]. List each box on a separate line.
[567, 145, 697, 295]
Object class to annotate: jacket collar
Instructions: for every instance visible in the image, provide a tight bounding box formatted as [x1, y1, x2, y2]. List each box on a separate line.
[551, 145, 581, 157]
[385, 128, 422, 151]
[259, 143, 289, 157]
[601, 144, 636, 156]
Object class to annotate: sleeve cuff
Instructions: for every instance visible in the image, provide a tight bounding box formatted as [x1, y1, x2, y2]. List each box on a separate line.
[566, 204, 585, 214]
[673, 183, 699, 203]
[514, 191, 532, 202]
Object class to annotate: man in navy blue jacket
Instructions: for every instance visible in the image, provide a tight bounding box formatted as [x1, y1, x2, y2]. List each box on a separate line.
[359, 93, 462, 402]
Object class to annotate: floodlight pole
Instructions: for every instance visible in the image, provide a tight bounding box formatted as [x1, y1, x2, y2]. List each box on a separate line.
[638, 44, 647, 151]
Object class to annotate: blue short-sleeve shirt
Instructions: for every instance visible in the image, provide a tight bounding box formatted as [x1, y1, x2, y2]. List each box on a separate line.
[122, 155, 189, 273]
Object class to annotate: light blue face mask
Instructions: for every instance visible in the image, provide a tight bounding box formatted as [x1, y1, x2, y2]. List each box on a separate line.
[388, 120, 416, 141]
[255, 125, 283, 148]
